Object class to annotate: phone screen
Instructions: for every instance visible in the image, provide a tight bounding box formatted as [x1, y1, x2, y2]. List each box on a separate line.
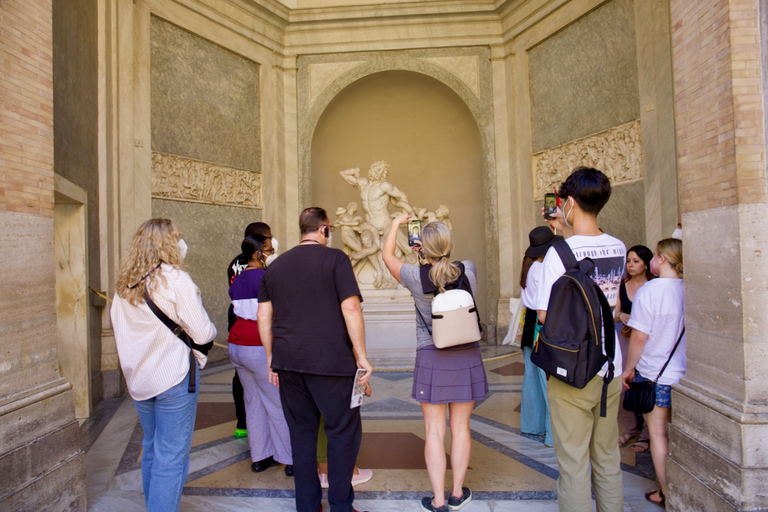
[544, 194, 557, 220]
[407, 220, 421, 246]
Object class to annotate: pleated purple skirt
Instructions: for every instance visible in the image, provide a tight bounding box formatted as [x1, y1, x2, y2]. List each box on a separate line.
[412, 342, 488, 404]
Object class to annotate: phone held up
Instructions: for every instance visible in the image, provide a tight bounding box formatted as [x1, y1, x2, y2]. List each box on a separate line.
[407, 219, 421, 247]
[544, 193, 558, 220]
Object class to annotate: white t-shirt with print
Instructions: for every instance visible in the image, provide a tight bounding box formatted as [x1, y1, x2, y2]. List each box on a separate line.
[521, 260, 542, 310]
[626, 278, 686, 386]
[534, 234, 626, 377]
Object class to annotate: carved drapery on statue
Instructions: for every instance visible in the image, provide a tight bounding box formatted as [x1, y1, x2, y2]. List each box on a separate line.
[151, 151, 262, 208]
[532, 120, 643, 199]
[336, 161, 453, 289]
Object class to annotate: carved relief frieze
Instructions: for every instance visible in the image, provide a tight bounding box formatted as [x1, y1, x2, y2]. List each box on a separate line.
[151, 152, 262, 209]
[421, 56, 480, 96]
[532, 120, 643, 199]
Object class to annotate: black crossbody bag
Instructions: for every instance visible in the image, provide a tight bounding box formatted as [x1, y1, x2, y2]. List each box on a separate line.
[623, 327, 685, 414]
[144, 292, 213, 393]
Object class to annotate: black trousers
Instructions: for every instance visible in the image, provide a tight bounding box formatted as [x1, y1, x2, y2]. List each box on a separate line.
[277, 370, 361, 512]
[233, 370, 246, 430]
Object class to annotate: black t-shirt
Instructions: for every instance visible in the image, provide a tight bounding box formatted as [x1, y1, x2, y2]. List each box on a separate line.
[258, 244, 361, 376]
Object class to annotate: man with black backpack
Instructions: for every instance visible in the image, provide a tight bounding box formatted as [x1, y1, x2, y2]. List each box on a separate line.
[533, 167, 626, 512]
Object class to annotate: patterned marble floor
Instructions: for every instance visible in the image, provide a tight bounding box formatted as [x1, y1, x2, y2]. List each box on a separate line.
[85, 346, 663, 511]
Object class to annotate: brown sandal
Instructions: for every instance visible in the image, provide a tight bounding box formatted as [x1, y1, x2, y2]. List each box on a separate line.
[630, 439, 650, 453]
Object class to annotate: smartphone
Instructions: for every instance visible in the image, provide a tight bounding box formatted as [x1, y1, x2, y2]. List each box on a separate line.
[407, 219, 421, 247]
[350, 368, 367, 409]
[544, 193, 558, 220]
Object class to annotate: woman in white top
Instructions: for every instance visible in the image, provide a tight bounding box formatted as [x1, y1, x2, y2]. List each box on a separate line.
[621, 238, 685, 508]
[519, 226, 561, 447]
[111, 219, 217, 512]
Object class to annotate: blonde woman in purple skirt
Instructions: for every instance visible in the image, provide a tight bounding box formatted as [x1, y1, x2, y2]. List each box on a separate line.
[383, 213, 488, 512]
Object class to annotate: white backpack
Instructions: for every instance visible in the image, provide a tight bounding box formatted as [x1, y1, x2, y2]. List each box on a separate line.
[416, 263, 482, 348]
[431, 289, 482, 348]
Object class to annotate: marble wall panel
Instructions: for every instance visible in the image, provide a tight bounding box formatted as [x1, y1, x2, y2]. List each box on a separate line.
[150, 16, 261, 171]
[151, 199, 264, 347]
[528, 0, 640, 153]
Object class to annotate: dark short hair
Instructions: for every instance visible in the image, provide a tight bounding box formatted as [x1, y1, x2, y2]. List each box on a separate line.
[558, 167, 611, 215]
[241, 234, 267, 261]
[300, 207, 328, 235]
[244, 222, 271, 238]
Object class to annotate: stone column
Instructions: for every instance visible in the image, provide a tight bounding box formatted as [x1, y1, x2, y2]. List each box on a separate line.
[667, 0, 768, 510]
[0, 0, 86, 509]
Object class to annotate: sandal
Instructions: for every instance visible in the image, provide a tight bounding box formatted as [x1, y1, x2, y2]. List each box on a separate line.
[630, 439, 650, 453]
[645, 489, 665, 507]
[618, 430, 638, 447]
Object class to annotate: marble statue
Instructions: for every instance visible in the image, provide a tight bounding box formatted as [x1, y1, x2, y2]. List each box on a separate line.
[337, 161, 452, 289]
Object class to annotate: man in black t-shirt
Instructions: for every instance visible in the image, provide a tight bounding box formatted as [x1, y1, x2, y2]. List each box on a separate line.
[258, 207, 373, 512]
[227, 222, 273, 438]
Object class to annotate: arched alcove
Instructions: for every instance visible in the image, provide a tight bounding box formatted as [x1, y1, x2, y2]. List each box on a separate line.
[310, 70, 488, 322]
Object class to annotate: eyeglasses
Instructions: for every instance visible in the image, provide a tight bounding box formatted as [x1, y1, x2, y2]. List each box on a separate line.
[321, 225, 335, 232]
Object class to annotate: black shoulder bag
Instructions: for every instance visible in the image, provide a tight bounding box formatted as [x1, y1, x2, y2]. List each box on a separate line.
[623, 327, 685, 414]
[144, 292, 212, 393]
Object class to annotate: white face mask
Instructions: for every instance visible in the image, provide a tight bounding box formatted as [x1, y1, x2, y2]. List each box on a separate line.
[671, 228, 682, 240]
[326, 232, 333, 247]
[563, 198, 574, 228]
[178, 239, 188, 261]
[264, 237, 278, 268]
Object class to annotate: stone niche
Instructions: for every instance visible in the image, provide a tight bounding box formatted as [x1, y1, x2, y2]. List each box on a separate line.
[150, 16, 263, 349]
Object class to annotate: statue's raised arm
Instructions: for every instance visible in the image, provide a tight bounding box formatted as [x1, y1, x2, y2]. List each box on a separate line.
[339, 167, 363, 187]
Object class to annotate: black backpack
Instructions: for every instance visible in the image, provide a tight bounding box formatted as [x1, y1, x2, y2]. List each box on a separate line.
[531, 240, 616, 417]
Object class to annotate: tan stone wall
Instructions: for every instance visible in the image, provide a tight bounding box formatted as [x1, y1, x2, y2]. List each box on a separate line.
[672, 0, 767, 211]
[1, 0, 85, 509]
[310, 70, 489, 322]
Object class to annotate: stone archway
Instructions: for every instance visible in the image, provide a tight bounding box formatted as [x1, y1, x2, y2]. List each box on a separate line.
[297, 48, 501, 335]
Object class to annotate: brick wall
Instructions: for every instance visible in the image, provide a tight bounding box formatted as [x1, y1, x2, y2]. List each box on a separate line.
[0, 0, 54, 217]
[671, 0, 767, 212]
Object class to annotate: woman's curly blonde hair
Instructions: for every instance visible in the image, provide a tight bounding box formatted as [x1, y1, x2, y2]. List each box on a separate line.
[115, 218, 185, 305]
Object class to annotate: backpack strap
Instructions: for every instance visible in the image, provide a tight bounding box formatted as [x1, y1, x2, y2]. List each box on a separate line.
[552, 239, 578, 270]
[595, 286, 616, 417]
[144, 292, 198, 393]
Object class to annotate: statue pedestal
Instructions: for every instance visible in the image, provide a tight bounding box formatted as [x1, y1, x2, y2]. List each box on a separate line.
[360, 286, 417, 369]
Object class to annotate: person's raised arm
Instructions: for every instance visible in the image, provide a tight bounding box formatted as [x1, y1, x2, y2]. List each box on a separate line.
[257, 301, 279, 386]
[382, 212, 410, 283]
[340, 295, 373, 385]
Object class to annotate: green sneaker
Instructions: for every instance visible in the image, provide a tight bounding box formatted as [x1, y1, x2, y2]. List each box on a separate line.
[234, 428, 248, 438]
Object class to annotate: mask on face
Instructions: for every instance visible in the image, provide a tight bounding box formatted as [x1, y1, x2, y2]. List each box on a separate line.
[649, 255, 660, 276]
[563, 197, 574, 228]
[326, 232, 333, 247]
[671, 228, 682, 240]
[178, 239, 188, 261]
[271, 237, 279, 254]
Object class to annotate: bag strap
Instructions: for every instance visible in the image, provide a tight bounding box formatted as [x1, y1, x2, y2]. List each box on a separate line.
[552, 239, 578, 270]
[144, 292, 198, 393]
[596, 283, 616, 418]
[654, 326, 685, 383]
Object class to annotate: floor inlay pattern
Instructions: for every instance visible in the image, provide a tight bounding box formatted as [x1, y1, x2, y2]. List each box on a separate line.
[86, 347, 663, 511]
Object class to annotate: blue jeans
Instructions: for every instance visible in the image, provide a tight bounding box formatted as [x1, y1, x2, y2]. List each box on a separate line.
[133, 368, 200, 512]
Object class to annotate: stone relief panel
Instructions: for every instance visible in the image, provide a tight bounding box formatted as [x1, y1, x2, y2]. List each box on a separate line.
[533, 120, 642, 199]
[151, 152, 262, 209]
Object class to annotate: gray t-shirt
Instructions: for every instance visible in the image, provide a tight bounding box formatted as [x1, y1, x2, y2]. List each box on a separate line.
[400, 260, 478, 350]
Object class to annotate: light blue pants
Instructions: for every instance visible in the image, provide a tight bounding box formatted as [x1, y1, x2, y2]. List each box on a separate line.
[229, 344, 293, 464]
[521, 346, 553, 446]
[133, 367, 199, 512]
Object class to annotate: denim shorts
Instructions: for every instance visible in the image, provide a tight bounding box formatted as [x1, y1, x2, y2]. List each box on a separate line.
[633, 372, 672, 409]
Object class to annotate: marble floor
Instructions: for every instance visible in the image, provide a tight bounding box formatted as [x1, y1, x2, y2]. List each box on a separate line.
[84, 346, 664, 511]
